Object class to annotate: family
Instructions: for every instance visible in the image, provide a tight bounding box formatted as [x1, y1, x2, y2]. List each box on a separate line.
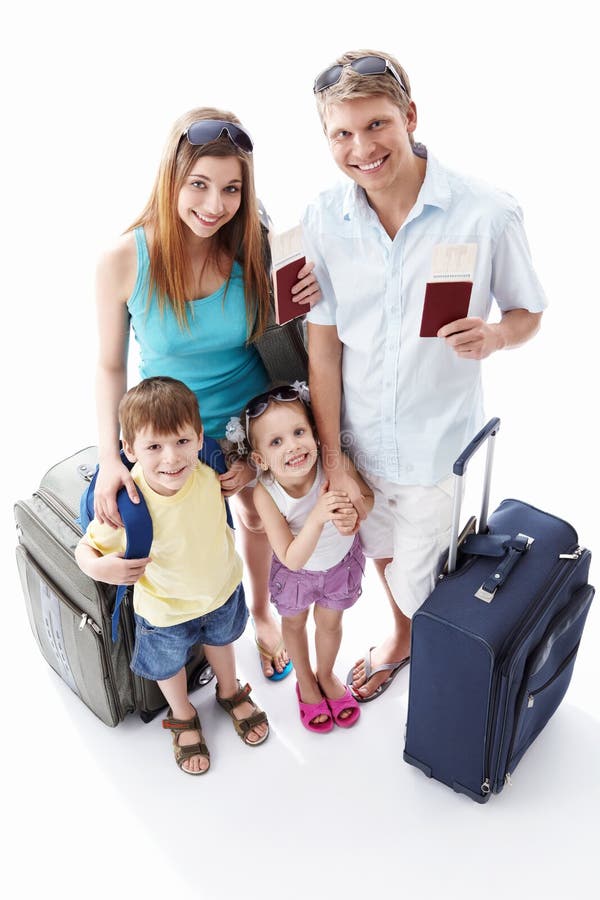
[75, 48, 547, 774]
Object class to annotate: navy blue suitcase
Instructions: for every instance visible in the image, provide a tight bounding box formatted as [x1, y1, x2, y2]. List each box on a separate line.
[403, 418, 594, 802]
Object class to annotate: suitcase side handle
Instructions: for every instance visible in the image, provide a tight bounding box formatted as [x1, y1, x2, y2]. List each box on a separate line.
[448, 417, 501, 574]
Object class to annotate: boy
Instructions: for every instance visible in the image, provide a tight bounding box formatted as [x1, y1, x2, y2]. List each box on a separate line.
[304, 50, 547, 700]
[76, 376, 269, 774]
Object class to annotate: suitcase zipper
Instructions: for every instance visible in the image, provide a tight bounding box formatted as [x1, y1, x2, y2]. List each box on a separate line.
[503, 639, 581, 787]
[17, 508, 126, 722]
[558, 548, 585, 560]
[481, 546, 588, 794]
[525, 641, 580, 708]
[79, 612, 101, 635]
[34, 487, 82, 536]
[499, 547, 585, 674]
[18, 544, 105, 654]
[121, 591, 146, 711]
[24, 547, 104, 637]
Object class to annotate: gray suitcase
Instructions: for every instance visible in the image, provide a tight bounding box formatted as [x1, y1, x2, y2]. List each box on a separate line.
[14, 447, 214, 726]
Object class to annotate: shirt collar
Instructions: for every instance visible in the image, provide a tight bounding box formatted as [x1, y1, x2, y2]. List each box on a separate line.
[341, 144, 452, 222]
[415, 148, 452, 213]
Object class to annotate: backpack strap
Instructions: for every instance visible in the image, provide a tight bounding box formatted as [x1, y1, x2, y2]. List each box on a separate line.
[79, 439, 234, 641]
[199, 436, 234, 529]
[112, 485, 152, 641]
[77, 448, 135, 533]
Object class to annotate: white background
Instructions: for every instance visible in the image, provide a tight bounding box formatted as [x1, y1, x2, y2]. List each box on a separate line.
[2, 2, 598, 898]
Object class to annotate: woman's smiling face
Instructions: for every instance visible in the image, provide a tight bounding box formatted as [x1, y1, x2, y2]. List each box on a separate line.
[177, 155, 243, 239]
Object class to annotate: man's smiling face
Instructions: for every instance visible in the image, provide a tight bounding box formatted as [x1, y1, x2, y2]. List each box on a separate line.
[325, 94, 417, 199]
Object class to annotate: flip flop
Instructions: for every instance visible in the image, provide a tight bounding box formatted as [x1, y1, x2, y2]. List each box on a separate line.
[255, 635, 294, 682]
[295, 683, 334, 733]
[324, 686, 361, 728]
[346, 647, 410, 703]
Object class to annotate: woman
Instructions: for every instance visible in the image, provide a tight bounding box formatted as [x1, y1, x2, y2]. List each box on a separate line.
[93, 106, 320, 678]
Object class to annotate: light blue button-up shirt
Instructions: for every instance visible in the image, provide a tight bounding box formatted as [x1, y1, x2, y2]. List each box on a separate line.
[303, 148, 548, 485]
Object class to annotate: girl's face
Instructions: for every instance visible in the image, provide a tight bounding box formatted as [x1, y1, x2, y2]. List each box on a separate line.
[177, 154, 243, 239]
[251, 402, 318, 485]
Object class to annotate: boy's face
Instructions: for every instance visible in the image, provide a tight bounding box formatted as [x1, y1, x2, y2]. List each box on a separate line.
[124, 424, 203, 496]
[324, 94, 417, 198]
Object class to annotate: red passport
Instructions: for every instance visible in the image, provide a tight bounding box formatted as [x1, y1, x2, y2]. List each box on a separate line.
[419, 280, 473, 337]
[273, 255, 307, 325]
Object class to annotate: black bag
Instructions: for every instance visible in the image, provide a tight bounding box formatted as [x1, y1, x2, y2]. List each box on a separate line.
[253, 204, 308, 385]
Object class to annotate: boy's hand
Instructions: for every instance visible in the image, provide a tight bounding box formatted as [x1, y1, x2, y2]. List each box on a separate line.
[92, 553, 152, 585]
[219, 460, 255, 497]
[312, 482, 355, 526]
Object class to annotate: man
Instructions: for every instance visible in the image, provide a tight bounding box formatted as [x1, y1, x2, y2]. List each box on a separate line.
[303, 50, 546, 700]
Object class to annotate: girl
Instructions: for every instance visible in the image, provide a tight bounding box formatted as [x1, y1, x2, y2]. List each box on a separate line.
[237, 383, 374, 732]
[93, 108, 320, 683]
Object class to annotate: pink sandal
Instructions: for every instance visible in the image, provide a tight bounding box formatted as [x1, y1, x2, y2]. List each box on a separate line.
[295, 683, 333, 733]
[324, 686, 361, 728]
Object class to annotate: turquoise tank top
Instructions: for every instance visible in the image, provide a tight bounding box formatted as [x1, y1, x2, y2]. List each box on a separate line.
[127, 227, 270, 438]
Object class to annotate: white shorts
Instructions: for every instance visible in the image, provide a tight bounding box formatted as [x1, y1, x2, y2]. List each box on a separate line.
[359, 472, 455, 618]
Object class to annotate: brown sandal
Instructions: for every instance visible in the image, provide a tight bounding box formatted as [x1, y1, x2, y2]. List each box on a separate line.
[215, 681, 269, 746]
[162, 707, 210, 775]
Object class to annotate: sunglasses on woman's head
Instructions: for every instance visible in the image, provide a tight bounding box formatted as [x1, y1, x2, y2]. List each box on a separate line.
[313, 55, 408, 95]
[184, 119, 254, 153]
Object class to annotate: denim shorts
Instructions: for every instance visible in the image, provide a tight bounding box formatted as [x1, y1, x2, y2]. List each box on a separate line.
[269, 534, 365, 618]
[130, 583, 248, 681]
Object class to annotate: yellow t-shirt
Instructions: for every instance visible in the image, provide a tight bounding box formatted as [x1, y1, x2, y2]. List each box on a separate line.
[84, 462, 243, 627]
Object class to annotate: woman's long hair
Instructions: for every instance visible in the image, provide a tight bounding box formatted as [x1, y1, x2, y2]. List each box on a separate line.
[128, 106, 270, 341]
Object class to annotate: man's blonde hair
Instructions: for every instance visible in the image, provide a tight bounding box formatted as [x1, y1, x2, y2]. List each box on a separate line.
[119, 377, 202, 447]
[315, 49, 414, 145]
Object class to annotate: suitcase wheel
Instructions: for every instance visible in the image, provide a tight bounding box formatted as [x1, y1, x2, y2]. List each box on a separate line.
[188, 662, 215, 690]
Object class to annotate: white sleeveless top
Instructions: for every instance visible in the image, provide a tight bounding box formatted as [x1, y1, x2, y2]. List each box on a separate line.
[260, 460, 354, 571]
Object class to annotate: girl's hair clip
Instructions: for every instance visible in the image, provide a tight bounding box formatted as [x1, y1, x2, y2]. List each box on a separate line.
[291, 380, 310, 404]
[224, 416, 248, 456]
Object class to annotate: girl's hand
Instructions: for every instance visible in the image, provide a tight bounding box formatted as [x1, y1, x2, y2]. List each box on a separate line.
[219, 459, 256, 498]
[334, 507, 360, 536]
[325, 465, 370, 522]
[312, 482, 355, 526]
[94, 458, 140, 528]
[92, 552, 152, 585]
[291, 260, 321, 308]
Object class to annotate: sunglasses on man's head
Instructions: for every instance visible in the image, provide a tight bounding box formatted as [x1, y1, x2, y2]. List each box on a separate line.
[184, 119, 254, 153]
[244, 386, 302, 439]
[313, 55, 408, 95]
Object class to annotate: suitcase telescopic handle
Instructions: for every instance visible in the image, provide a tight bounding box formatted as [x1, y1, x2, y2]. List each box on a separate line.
[447, 417, 501, 574]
